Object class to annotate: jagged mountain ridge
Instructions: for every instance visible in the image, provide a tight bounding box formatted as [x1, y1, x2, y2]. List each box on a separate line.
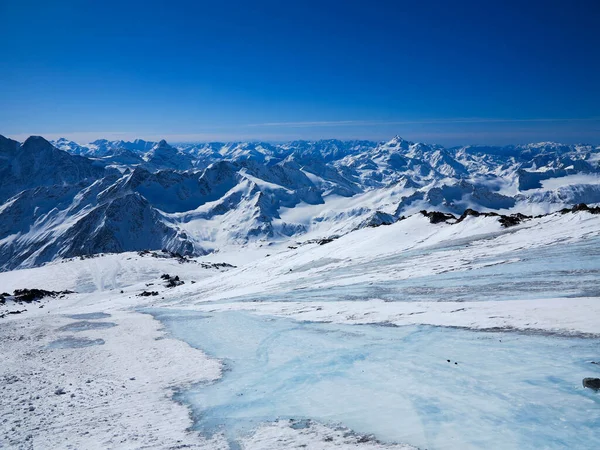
[0, 134, 598, 270]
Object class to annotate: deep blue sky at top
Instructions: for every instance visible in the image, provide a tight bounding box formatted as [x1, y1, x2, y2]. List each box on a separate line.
[1, 0, 599, 145]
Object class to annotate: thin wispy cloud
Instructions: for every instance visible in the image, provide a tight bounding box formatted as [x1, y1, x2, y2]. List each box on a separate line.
[7, 117, 599, 146]
[245, 118, 600, 128]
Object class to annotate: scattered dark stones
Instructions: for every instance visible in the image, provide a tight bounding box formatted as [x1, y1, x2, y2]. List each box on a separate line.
[75, 254, 101, 261]
[199, 262, 236, 269]
[304, 235, 340, 246]
[356, 434, 377, 443]
[138, 249, 195, 264]
[4, 375, 20, 384]
[318, 238, 336, 245]
[289, 419, 311, 430]
[583, 378, 600, 391]
[161, 274, 185, 288]
[138, 291, 159, 297]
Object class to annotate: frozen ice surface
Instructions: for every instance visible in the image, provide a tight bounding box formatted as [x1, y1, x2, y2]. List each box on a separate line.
[149, 309, 600, 450]
[58, 320, 117, 332]
[47, 336, 105, 349]
[212, 236, 600, 305]
[66, 312, 112, 320]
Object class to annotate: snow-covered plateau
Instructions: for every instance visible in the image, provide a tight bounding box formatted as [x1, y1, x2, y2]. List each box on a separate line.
[1, 134, 600, 449]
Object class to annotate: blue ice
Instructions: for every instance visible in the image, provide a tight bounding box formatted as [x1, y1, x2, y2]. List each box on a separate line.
[58, 321, 117, 332]
[66, 312, 112, 320]
[149, 309, 600, 450]
[47, 336, 105, 349]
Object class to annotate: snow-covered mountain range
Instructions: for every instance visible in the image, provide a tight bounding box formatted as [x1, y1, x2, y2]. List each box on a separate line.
[0, 133, 599, 271]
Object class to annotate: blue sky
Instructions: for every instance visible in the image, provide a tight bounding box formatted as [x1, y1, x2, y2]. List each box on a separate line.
[1, 0, 599, 145]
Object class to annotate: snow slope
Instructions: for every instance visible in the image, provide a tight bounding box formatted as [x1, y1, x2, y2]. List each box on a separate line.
[1, 207, 599, 449]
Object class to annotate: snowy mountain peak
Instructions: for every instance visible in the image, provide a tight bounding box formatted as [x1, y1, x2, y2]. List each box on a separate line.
[385, 135, 412, 148]
[0, 134, 20, 155]
[22, 135, 53, 151]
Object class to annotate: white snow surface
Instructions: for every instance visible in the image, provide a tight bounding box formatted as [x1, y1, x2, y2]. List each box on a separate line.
[1, 210, 600, 448]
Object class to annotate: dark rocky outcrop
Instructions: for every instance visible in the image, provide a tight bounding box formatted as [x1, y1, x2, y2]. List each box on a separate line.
[417, 202, 600, 229]
[583, 378, 600, 391]
[304, 236, 340, 246]
[138, 249, 196, 264]
[498, 213, 531, 228]
[317, 238, 335, 245]
[9, 289, 74, 303]
[357, 211, 396, 229]
[161, 274, 185, 288]
[560, 203, 600, 215]
[455, 208, 500, 223]
[420, 210, 456, 224]
[199, 262, 237, 269]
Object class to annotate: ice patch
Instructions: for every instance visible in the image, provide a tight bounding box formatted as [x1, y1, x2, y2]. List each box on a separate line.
[66, 312, 111, 320]
[150, 309, 600, 450]
[58, 321, 117, 332]
[47, 336, 105, 349]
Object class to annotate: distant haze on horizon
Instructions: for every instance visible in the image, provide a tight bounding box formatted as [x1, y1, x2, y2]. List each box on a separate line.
[1, 0, 599, 146]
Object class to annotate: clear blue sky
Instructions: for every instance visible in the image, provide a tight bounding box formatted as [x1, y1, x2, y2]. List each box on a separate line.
[1, 0, 599, 145]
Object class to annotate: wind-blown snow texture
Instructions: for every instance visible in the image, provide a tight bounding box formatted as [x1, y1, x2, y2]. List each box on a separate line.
[0, 133, 599, 270]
